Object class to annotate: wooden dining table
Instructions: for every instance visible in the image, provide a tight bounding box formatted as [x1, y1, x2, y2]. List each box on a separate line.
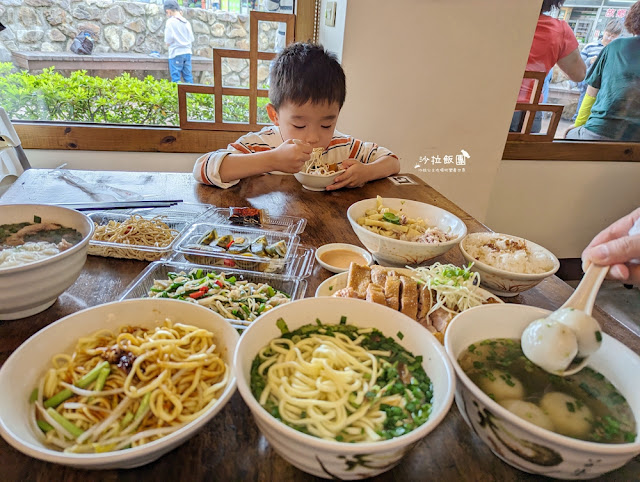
[1, 169, 638, 481]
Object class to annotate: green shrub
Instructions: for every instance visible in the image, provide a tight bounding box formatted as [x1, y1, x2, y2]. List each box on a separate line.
[0, 63, 270, 126]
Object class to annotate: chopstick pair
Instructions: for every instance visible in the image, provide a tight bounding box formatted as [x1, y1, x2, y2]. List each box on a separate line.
[57, 200, 183, 211]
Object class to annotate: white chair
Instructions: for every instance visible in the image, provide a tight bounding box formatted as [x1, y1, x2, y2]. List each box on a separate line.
[0, 107, 31, 196]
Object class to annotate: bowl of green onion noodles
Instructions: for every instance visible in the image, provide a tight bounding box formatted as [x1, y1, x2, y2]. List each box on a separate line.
[234, 297, 455, 479]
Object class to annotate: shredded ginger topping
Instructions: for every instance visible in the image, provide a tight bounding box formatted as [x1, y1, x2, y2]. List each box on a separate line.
[410, 262, 487, 317]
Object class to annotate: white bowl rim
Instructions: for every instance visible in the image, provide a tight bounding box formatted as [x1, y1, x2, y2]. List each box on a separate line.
[235, 297, 456, 453]
[459, 232, 560, 279]
[444, 303, 640, 454]
[315, 243, 373, 272]
[0, 298, 239, 464]
[0, 204, 95, 275]
[347, 197, 466, 248]
[294, 169, 345, 179]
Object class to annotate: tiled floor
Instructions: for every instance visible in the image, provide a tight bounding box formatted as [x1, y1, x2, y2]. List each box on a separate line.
[567, 280, 640, 337]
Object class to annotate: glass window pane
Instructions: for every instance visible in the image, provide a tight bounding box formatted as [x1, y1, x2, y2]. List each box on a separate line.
[258, 59, 271, 89]
[222, 58, 250, 88]
[257, 97, 270, 124]
[258, 21, 282, 53]
[222, 95, 249, 123]
[187, 92, 216, 122]
[0, 1, 283, 126]
[516, 7, 638, 142]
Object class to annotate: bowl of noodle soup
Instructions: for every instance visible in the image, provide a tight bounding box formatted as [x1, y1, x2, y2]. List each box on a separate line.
[0, 298, 239, 469]
[0, 204, 94, 320]
[234, 297, 455, 479]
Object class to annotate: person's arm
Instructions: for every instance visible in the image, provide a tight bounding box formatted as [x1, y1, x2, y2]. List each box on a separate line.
[219, 139, 312, 183]
[582, 207, 640, 284]
[573, 85, 599, 127]
[326, 155, 400, 191]
[326, 137, 400, 190]
[556, 48, 586, 82]
[164, 19, 174, 45]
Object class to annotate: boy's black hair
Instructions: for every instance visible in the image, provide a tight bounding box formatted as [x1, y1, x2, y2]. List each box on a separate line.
[269, 42, 346, 110]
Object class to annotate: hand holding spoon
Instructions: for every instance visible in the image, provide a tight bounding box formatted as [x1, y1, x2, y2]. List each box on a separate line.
[521, 263, 609, 376]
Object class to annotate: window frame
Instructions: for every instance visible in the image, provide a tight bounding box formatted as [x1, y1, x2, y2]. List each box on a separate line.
[10, 0, 317, 155]
[9, 0, 639, 163]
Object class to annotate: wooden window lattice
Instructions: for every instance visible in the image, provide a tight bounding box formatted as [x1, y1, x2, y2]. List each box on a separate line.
[177, 11, 295, 131]
[508, 70, 564, 142]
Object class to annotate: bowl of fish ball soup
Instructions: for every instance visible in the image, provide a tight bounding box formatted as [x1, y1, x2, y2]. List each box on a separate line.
[0, 204, 94, 320]
[234, 297, 456, 479]
[444, 303, 640, 479]
[347, 197, 466, 267]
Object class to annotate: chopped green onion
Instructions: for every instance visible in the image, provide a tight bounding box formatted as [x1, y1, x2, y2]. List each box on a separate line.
[44, 360, 109, 408]
[37, 420, 54, 432]
[46, 408, 84, 438]
[276, 318, 289, 334]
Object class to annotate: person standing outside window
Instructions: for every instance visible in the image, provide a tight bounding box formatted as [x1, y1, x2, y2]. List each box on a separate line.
[164, 0, 194, 83]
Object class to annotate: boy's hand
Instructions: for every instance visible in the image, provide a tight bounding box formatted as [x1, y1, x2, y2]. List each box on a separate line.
[326, 159, 368, 191]
[272, 139, 312, 173]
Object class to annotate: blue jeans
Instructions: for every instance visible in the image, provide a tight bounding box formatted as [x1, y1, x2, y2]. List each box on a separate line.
[169, 54, 193, 83]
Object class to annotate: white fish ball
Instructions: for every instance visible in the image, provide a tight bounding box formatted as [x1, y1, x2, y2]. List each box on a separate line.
[521, 319, 578, 374]
[540, 392, 593, 438]
[548, 307, 602, 358]
[477, 369, 525, 401]
[499, 399, 555, 432]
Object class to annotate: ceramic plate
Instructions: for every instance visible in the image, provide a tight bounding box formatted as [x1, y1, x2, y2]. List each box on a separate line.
[315, 267, 503, 304]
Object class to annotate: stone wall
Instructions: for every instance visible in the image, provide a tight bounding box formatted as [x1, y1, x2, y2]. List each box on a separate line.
[0, 0, 277, 84]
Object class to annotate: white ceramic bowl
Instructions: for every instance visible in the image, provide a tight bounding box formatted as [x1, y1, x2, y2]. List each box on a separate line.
[459, 232, 560, 297]
[234, 297, 455, 479]
[315, 242, 373, 273]
[293, 170, 345, 191]
[0, 298, 239, 469]
[445, 304, 640, 480]
[347, 197, 466, 267]
[0, 204, 95, 320]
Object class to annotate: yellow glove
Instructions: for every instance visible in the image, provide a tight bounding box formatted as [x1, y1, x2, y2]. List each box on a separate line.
[575, 94, 595, 127]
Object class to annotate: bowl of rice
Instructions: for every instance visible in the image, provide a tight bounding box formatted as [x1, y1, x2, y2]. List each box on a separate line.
[347, 197, 466, 267]
[459, 232, 560, 297]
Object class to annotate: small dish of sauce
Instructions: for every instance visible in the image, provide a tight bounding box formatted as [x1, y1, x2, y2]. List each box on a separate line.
[315, 243, 373, 273]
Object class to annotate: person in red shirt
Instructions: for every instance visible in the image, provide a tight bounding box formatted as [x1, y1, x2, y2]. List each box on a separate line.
[510, 0, 586, 133]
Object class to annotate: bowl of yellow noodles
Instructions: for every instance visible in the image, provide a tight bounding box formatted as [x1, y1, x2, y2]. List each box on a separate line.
[0, 298, 239, 469]
[234, 297, 455, 479]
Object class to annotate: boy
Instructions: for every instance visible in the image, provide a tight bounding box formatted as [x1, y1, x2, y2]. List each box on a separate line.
[193, 42, 400, 190]
[164, 0, 194, 83]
